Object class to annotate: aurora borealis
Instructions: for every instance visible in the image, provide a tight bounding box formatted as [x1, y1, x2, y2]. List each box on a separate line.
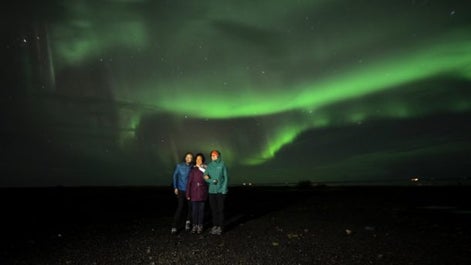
[2, 0, 471, 186]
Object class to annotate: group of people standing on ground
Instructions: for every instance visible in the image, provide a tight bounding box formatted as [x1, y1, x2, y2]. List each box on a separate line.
[171, 150, 228, 235]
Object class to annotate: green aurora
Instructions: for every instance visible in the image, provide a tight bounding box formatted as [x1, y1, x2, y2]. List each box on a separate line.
[3, 0, 471, 186]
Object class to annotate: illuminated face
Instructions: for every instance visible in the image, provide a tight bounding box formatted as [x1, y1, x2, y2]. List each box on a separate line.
[185, 154, 193, 164]
[211, 153, 218, 161]
[195, 155, 203, 166]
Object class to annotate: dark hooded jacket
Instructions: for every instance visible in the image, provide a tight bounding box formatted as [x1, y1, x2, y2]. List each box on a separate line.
[186, 165, 208, 201]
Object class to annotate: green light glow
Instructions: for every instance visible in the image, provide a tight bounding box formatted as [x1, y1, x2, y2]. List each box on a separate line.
[244, 124, 307, 165]
[151, 33, 471, 119]
[118, 110, 140, 147]
[17, 0, 470, 185]
[349, 112, 366, 124]
[51, 2, 148, 67]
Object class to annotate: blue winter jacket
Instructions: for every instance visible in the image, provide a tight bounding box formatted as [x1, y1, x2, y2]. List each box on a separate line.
[172, 162, 192, 191]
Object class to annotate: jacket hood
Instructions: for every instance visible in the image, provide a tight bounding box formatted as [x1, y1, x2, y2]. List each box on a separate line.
[210, 150, 222, 163]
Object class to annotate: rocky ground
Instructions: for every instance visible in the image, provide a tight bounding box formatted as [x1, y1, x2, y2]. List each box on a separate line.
[0, 186, 470, 265]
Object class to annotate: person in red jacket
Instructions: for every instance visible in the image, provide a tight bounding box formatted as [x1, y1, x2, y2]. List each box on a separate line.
[186, 153, 208, 234]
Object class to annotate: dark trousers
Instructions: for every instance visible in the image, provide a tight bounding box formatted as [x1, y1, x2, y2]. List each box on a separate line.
[209, 193, 225, 227]
[172, 191, 191, 228]
[191, 201, 205, 226]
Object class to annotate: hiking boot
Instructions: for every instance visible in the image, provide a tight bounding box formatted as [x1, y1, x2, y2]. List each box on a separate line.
[185, 220, 191, 231]
[191, 225, 197, 234]
[171, 227, 177, 234]
[197, 225, 203, 234]
[209, 226, 218, 235]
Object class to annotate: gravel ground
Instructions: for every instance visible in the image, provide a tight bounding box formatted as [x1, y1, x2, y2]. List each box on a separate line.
[1, 186, 470, 265]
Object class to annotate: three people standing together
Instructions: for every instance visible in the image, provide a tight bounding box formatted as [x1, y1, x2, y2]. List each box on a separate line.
[171, 150, 228, 235]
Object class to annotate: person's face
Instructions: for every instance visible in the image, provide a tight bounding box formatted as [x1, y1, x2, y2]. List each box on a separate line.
[211, 153, 218, 161]
[195, 155, 203, 166]
[185, 154, 193, 164]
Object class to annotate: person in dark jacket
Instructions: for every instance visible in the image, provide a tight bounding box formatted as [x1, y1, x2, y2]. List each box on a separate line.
[171, 152, 193, 234]
[203, 150, 228, 235]
[186, 153, 208, 234]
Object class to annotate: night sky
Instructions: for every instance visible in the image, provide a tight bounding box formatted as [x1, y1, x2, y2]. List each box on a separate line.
[2, 0, 471, 186]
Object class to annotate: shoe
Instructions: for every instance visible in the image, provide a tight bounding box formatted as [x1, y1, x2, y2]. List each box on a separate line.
[215, 226, 222, 235]
[171, 227, 177, 234]
[197, 225, 203, 234]
[209, 226, 218, 235]
[185, 220, 191, 231]
[191, 225, 197, 234]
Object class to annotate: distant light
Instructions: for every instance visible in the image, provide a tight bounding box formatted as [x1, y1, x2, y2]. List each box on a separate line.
[242, 182, 246, 186]
[411, 177, 419, 182]
[248, 182, 252, 186]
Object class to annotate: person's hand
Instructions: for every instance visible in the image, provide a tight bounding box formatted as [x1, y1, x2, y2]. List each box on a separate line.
[174, 188, 179, 195]
[204, 175, 209, 180]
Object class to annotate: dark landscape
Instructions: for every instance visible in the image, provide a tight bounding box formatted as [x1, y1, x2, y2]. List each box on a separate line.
[1, 185, 470, 265]
[2, 1, 471, 264]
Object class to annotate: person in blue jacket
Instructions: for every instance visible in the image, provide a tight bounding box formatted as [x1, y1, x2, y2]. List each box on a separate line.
[203, 150, 228, 235]
[171, 152, 193, 234]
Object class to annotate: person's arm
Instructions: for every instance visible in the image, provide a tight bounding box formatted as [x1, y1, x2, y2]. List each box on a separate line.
[198, 165, 206, 173]
[172, 164, 179, 195]
[204, 174, 218, 185]
[204, 164, 218, 184]
[220, 165, 228, 193]
[204, 174, 212, 183]
[203, 165, 211, 183]
[186, 171, 193, 200]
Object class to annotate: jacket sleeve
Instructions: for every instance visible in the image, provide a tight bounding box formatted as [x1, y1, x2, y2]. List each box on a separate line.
[220, 165, 229, 193]
[172, 164, 179, 189]
[186, 170, 193, 197]
[203, 165, 212, 184]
